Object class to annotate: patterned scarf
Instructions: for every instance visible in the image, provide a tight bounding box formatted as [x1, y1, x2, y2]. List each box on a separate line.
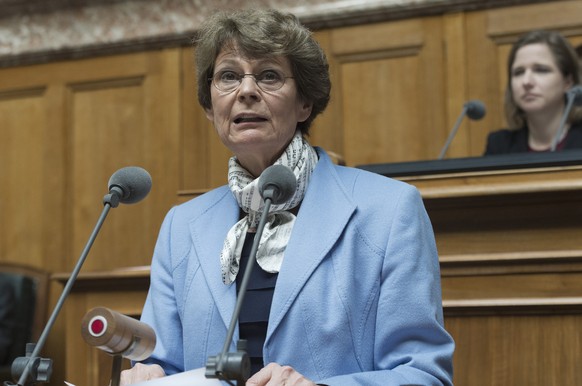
[220, 132, 318, 285]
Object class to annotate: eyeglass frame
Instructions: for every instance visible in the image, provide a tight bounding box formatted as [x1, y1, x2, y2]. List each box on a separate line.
[208, 70, 295, 93]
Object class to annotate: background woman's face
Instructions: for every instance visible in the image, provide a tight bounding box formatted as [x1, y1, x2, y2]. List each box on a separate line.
[510, 43, 573, 116]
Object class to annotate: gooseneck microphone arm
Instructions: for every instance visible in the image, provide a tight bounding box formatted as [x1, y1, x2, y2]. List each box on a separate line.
[206, 165, 297, 385]
[550, 86, 582, 151]
[214, 198, 273, 385]
[7, 167, 152, 386]
[438, 100, 486, 160]
[438, 106, 468, 160]
[13, 203, 113, 386]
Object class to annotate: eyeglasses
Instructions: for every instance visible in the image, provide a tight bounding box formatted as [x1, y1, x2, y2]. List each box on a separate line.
[210, 70, 294, 93]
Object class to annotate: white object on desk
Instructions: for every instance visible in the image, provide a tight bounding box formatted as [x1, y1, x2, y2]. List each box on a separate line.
[129, 367, 222, 386]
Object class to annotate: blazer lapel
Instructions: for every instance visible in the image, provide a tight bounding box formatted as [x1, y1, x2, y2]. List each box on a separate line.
[188, 186, 240, 331]
[266, 152, 356, 340]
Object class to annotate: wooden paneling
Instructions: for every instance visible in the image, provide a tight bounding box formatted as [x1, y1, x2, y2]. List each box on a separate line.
[325, 17, 447, 165]
[487, 1, 582, 38]
[0, 87, 52, 269]
[0, 50, 182, 385]
[64, 51, 181, 272]
[2, 1, 582, 385]
[425, 165, 582, 386]
[445, 313, 582, 386]
[180, 47, 232, 191]
[54, 268, 150, 386]
[403, 165, 582, 256]
[307, 30, 344, 157]
[0, 49, 182, 273]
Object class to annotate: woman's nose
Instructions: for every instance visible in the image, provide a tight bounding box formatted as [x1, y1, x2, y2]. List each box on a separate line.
[237, 76, 261, 100]
[522, 69, 534, 86]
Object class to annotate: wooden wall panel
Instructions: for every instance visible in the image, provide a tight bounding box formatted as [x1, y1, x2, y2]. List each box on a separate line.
[0, 49, 181, 273]
[443, 12, 471, 159]
[0, 50, 182, 385]
[445, 313, 582, 386]
[66, 289, 147, 386]
[306, 30, 344, 157]
[0, 82, 68, 275]
[69, 78, 149, 271]
[61, 50, 181, 272]
[180, 46, 232, 192]
[53, 268, 150, 386]
[326, 17, 447, 165]
[0, 88, 49, 268]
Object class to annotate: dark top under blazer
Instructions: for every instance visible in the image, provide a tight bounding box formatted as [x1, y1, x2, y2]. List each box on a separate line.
[484, 122, 582, 155]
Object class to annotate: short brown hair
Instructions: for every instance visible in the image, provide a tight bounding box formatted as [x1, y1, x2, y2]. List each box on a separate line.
[194, 9, 331, 136]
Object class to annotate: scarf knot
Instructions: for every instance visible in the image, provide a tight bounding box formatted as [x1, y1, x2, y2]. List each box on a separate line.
[220, 132, 318, 285]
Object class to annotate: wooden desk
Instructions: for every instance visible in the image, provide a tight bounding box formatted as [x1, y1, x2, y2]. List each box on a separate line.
[58, 161, 582, 386]
[402, 162, 582, 386]
[54, 267, 150, 386]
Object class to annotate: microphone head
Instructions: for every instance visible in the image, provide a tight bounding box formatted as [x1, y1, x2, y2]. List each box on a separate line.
[258, 165, 297, 205]
[465, 100, 486, 120]
[108, 166, 152, 204]
[567, 85, 582, 106]
[81, 307, 156, 361]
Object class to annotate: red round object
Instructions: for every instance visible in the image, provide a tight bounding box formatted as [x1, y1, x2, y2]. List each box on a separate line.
[90, 318, 106, 335]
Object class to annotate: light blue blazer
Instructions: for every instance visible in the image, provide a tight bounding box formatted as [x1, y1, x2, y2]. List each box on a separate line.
[140, 149, 454, 385]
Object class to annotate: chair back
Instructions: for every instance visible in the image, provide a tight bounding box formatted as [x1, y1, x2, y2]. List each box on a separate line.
[0, 263, 49, 380]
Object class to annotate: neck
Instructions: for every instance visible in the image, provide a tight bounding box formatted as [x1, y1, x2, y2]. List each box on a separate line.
[236, 153, 280, 178]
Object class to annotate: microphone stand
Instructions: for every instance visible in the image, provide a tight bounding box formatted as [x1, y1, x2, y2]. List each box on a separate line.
[110, 355, 122, 386]
[550, 90, 579, 151]
[438, 105, 469, 160]
[5, 189, 124, 386]
[205, 198, 275, 385]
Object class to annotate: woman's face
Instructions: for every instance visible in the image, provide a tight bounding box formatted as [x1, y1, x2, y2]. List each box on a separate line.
[511, 43, 573, 117]
[205, 47, 312, 176]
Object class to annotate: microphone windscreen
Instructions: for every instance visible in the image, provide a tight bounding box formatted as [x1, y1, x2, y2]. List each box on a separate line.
[108, 166, 152, 204]
[567, 85, 582, 106]
[465, 100, 486, 120]
[258, 165, 297, 205]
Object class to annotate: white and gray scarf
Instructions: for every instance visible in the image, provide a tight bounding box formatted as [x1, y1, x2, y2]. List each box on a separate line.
[220, 132, 318, 285]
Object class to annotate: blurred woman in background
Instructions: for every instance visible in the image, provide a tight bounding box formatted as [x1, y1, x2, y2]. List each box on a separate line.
[484, 30, 582, 154]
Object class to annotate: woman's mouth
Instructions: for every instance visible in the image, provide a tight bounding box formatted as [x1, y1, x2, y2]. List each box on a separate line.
[234, 116, 268, 124]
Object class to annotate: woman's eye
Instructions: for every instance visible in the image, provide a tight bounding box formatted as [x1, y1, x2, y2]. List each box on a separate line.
[512, 68, 524, 77]
[219, 71, 239, 81]
[259, 70, 282, 82]
[533, 66, 551, 73]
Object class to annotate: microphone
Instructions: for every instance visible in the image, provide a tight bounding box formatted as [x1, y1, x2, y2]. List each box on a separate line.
[81, 307, 156, 386]
[438, 100, 486, 160]
[105, 166, 152, 207]
[550, 85, 582, 151]
[567, 85, 582, 105]
[7, 167, 152, 386]
[258, 164, 297, 204]
[81, 307, 156, 361]
[205, 164, 297, 384]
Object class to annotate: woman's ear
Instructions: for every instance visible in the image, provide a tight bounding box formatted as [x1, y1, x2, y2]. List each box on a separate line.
[297, 102, 313, 123]
[205, 107, 214, 122]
